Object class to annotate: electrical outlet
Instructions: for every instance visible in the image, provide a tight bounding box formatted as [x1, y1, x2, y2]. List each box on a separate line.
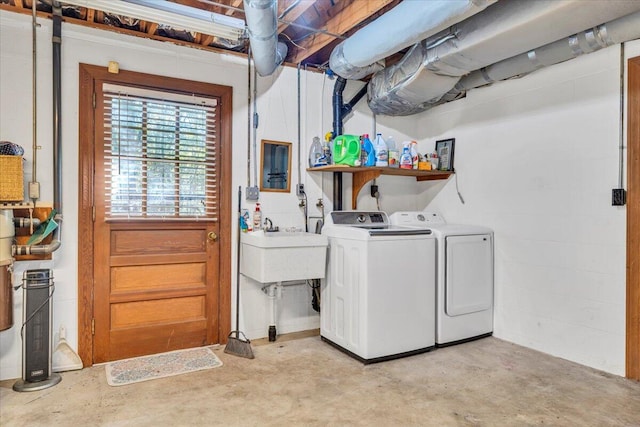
[370, 184, 379, 198]
[612, 188, 626, 206]
[296, 183, 305, 197]
[246, 186, 259, 201]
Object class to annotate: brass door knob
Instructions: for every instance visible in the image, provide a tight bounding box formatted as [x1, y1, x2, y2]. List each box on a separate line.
[207, 231, 218, 242]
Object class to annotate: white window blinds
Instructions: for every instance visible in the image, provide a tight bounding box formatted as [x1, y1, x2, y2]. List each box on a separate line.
[103, 83, 218, 221]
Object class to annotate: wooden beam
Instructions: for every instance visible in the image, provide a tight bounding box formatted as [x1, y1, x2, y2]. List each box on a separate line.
[291, 0, 394, 64]
[146, 22, 158, 35]
[277, 0, 315, 33]
[200, 35, 215, 46]
[627, 55, 640, 380]
[225, 0, 243, 16]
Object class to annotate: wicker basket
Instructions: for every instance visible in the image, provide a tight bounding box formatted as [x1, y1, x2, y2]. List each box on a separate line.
[0, 155, 24, 202]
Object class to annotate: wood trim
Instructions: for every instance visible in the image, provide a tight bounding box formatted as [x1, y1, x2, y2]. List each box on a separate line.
[627, 56, 640, 380]
[217, 74, 233, 345]
[78, 64, 233, 365]
[77, 64, 95, 367]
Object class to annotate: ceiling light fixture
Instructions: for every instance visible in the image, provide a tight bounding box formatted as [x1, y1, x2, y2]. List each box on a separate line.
[59, 0, 246, 41]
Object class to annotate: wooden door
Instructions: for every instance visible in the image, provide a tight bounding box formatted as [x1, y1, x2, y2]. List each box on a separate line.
[93, 222, 218, 362]
[78, 64, 232, 365]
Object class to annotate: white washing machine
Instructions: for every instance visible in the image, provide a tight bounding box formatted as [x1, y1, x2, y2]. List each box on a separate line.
[390, 211, 494, 346]
[321, 211, 436, 363]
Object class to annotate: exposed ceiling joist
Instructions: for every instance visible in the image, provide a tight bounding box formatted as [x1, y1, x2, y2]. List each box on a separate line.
[277, 0, 316, 33]
[290, 0, 395, 64]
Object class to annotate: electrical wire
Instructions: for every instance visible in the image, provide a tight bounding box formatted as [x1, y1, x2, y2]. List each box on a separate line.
[280, 32, 306, 50]
[454, 172, 465, 204]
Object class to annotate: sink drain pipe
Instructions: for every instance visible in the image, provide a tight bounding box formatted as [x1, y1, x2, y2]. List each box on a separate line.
[263, 283, 282, 341]
[331, 77, 368, 211]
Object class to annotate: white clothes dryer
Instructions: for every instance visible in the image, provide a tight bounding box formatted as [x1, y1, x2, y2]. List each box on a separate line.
[390, 211, 494, 346]
[321, 211, 436, 363]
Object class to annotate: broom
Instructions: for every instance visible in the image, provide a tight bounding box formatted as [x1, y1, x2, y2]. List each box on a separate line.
[224, 186, 255, 359]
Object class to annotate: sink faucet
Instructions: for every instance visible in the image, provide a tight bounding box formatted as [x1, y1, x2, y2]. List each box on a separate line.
[264, 217, 278, 232]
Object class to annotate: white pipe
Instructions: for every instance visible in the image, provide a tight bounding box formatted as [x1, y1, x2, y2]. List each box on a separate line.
[244, 0, 287, 77]
[329, 0, 497, 80]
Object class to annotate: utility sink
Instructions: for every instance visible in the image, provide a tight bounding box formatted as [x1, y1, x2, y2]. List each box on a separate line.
[240, 230, 328, 283]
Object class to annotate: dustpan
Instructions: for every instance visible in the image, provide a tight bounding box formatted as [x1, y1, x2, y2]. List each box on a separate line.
[27, 209, 58, 245]
[52, 325, 83, 372]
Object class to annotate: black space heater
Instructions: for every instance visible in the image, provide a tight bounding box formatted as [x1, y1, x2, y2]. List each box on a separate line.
[13, 269, 61, 392]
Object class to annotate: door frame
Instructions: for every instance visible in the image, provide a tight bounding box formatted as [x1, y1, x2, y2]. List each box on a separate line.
[77, 63, 232, 366]
[628, 55, 640, 380]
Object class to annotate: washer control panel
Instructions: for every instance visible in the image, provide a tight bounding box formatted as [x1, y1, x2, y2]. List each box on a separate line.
[328, 211, 389, 228]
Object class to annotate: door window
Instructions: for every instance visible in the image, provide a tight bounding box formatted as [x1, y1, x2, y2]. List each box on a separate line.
[103, 83, 218, 220]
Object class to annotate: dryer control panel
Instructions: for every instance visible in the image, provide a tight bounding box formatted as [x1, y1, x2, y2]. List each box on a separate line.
[389, 211, 446, 227]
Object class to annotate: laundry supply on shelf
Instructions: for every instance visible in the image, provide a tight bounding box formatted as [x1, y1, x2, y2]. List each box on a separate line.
[374, 133, 388, 167]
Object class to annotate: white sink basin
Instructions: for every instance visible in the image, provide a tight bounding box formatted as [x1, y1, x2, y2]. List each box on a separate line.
[240, 230, 328, 283]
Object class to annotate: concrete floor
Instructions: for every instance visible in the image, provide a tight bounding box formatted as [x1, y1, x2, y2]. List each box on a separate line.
[1, 336, 640, 426]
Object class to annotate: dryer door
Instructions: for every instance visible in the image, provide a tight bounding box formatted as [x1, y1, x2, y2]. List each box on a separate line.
[445, 234, 493, 316]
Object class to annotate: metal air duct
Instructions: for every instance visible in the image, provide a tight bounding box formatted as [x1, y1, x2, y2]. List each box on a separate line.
[329, 0, 496, 80]
[366, 0, 640, 116]
[244, 0, 287, 77]
[440, 10, 640, 103]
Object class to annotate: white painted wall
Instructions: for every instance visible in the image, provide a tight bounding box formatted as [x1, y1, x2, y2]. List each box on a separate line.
[0, 12, 355, 380]
[1, 8, 636, 380]
[414, 40, 640, 376]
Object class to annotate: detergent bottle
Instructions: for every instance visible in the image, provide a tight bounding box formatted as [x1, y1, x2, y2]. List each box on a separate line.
[361, 134, 375, 167]
[333, 134, 361, 166]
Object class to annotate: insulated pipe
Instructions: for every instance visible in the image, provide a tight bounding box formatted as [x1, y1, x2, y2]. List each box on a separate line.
[243, 0, 288, 77]
[329, 0, 496, 80]
[444, 10, 640, 102]
[368, 0, 640, 116]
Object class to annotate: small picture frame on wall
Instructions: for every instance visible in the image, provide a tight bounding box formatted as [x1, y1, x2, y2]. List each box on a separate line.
[435, 138, 455, 171]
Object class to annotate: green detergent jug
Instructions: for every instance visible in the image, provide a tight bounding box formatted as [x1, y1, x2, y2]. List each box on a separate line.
[333, 134, 361, 166]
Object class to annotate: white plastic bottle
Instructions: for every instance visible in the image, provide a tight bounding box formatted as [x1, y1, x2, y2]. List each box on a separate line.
[308, 136, 324, 167]
[374, 133, 388, 167]
[253, 203, 262, 230]
[386, 135, 399, 168]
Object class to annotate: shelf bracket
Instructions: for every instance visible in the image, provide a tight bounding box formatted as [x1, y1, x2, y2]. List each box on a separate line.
[352, 169, 381, 209]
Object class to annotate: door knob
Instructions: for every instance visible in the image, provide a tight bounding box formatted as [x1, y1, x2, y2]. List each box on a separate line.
[207, 231, 218, 242]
